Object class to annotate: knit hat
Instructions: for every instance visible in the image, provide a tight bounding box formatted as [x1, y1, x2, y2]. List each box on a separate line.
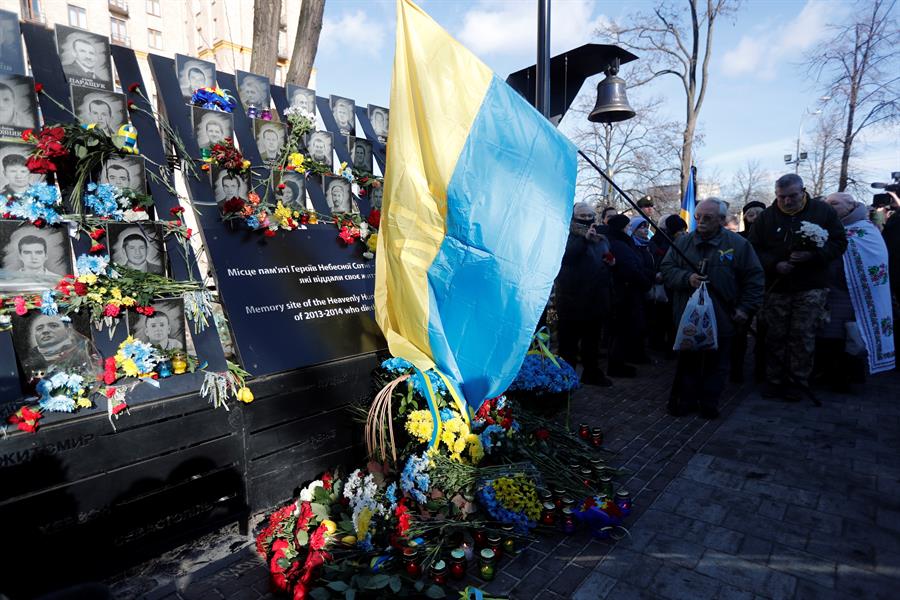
[742, 201, 766, 214]
[607, 214, 630, 232]
[663, 214, 688, 236]
[626, 216, 648, 236]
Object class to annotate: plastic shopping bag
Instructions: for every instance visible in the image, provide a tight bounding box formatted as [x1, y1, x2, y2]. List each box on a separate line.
[673, 282, 718, 351]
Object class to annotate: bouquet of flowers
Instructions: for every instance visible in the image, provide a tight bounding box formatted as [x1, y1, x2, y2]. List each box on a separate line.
[795, 221, 829, 250]
[190, 86, 236, 113]
[3, 182, 62, 225]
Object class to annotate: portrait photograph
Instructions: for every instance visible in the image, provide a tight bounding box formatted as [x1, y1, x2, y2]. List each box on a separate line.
[100, 155, 146, 193]
[55, 24, 113, 91]
[306, 130, 333, 167]
[254, 120, 286, 163]
[127, 298, 185, 352]
[349, 137, 373, 173]
[368, 105, 389, 143]
[192, 106, 233, 149]
[369, 185, 384, 211]
[236, 70, 270, 109]
[278, 171, 307, 211]
[175, 54, 216, 101]
[106, 222, 165, 275]
[11, 311, 94, 378]
[212, 166, 249, 204]
[285, 84, 316, 116]
[330, 95, 355, 137]
[0, 74, 38, 139]
[71, 86, 126, 137]
[0, 10, 25, 76]
[0, 140, 44, 196]
[323, 176, 355, 215]
[0, 220, 73, 292]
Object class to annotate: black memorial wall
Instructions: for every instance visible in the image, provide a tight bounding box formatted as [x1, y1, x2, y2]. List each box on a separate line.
[1, 22, 386, 596]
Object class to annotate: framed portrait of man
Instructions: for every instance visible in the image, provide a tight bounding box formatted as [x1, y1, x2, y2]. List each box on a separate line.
[369, 186, 383, 211]
[192, 106, 233, 149]
[0, 74, 38, 139]
[367, 105, 389, 143]
[106, 222, 165, 275]
[0, 220, 73, 292]
[349, 137, 373, 173]
[71, 86, 126, 137]
[236, 70, 270, 110]
[285, 84, 316, 116]
[127, 298, 186, 352]
[254, 120, 286, 164]
[306, 130, 333, 167]
[100, 155, 146, 193]
[330, 95, 355, 137]
[212, 166, 249, 204]
[278, 171, 307, 211]
[323, 176, 355, 215]
[175, 54, 216, 102]
[55, 25, 113, 91]
[11, 311, 94, 378]
[0, 9, 25, 75]
[0, 141, 44, 196]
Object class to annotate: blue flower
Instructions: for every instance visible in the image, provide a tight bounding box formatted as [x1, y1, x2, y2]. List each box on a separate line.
[400, 453, 430, 504]
[508, 354, 579, 393]
[83, 183, 126, 220]
[246, 215, 260, 229]
[6, 183, 62, 225]
[381, 357, 413, 373]
[39, 290, 59, 316]
[384, 482, 398, 510]
[76, 254, 110, 276]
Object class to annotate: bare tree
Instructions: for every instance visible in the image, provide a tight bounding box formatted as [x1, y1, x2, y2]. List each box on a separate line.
[249, 0, 283, 78]
[731, 159, 769, 205]
[286, 0, 327, 87]
[571, 95, 681, 209]
[803, 109, 844, 197]
[806, 0, 899, 191]
[599, 0, 740, 199]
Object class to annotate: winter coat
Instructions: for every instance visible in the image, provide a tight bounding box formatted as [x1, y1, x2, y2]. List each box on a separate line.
[555, 232, 612, 320]
[660, 227, 765, 337]
[747, 196, 847, 293]
[608, 229, 654, 305]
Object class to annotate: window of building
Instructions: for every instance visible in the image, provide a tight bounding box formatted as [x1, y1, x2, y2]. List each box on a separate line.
[274, 66, 283, 85]
[146, 0, 160, 16]
[148, 28, 162, 50]
[67, 4, 86, 28]
[22, 0, 43, 21]
[110, 17, 127, 42]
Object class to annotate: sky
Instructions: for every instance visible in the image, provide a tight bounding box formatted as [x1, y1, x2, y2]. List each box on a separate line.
[311, 0, 899, 198]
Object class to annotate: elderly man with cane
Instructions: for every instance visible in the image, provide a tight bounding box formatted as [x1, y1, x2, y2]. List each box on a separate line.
[660, 199, 765, 418]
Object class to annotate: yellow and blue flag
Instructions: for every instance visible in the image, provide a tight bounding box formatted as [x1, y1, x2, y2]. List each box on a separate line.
[375, 0, 577, 410]
[680, 165, 697, 231]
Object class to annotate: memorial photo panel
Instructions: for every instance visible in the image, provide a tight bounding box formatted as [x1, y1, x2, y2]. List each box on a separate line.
[106, 222, 165, 276]
[211, 165, 249, 205]
[330, 95, 355, 137]
[349, 137, 373, 173]
[0, 140, 44, 195]
[100, 155, 146, 193]
[11, 311, 93, 378]
[236, 70, 271, 110]
[0, 74, 38, 139]
[254, 120, 286, 164]
[127, 298, 186, 352]
[0, 220, 73, 293]
[285, 84, 316, 116]
[367, 105, 389, 143]
[55, 25, 113, 91]
[0, 9, 25, 75]
[306, 130, 333, 169]
[71, 86, 127, 137]
[323, 175, 356, 215]
[192, 106, 234, 149]
[175, 54, 216, 101]
[277, 171, 307, 211]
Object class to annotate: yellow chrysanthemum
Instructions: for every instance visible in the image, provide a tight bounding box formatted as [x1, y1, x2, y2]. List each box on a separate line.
[87, 293, 103, 303]
[356, 506, 372, 538]
[405, 410, 434, 442]
[76, 397, 92, 409]
[273, 202, 294, 227]
[121, 358, 139, 377]
[288, 152, 305, 170]
[110, 287, 122, 300]
[366, 233, 378, 252]
[120, 296, 136, 307]
[77, 274, 97, 284]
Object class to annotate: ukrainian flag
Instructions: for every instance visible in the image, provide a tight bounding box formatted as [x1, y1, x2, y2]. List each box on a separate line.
[680, 165, 697, 231]
[375, 0, 577, 410]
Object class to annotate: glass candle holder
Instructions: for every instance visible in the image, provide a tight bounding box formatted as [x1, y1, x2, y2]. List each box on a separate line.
[156, 359, 173, 378]
[598, 475, 614, 497]
[200, 147, 212, 160]
[591, 428, 604, 448]
[538, 488, 553, 505]
[589, 457, 606, 473]
[578, 423, 590, 439]
[580, 467, 594, 487]
[246, 105, 259, 119]
[260, 108, 272, 120]
[402, 547, 421, 578]
[541, 502, 557, 526]
[171, 351, 188, 375]
[615, 489, 633, 515]
[501, 524, 516, 555]
[560, 507, 576, 534]
[430, 559, 447, 585]
[479, 549, 496, 581]
[473, 530, 487, 549]
[487, 533, 503, 559]
[450, 549, 467, 580]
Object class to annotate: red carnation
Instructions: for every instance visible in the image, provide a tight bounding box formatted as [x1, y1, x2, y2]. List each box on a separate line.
[534, 428, 550, 441]
[309, 526, 327, 551]
[128, 82, 140, 92]
[73, 281, 88, 296]
[170, 206, 185, 216]
[89, 243, 105, 253]
[26, 156, 56, 174]
[103, 304, 121, 317]
[127, 100, 136, 110]
[89, 228, 105, 240]
[367, 209, 380, 228]
[111, 401, 128, 416]
[185, 227, 193, 239]
[21, 128, 33, 141]
[32, 218, 45, 228]
[277, 183, 286, 190]
[135, 305, 155, 316]
[34, 82, 43, 93]
[263, 229, 276, 238]
[222, 197, 245, 214]
[321, 471, 333, 491]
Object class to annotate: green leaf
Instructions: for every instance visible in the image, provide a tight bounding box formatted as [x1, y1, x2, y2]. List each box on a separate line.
[311, 502, 329, 521]
[327, 581, 349, 592]
[309, 588, 330, 600]
[344, 589, 356, 600]
[414, 580, 425, 592]
[425, 585, 446, 598]
[296, 529, 309, 546]
[314, 487, 331, 504]
[75, 146, 88, 159]
[389, 576, 402, 594]
[276, 557, 291, 570]
[367, 574, 390, 589]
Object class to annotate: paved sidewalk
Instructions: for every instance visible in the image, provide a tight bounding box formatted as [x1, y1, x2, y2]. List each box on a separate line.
[109, 356, 900, 599]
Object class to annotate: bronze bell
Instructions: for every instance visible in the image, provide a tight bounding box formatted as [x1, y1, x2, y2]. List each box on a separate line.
[588, 67, 635, 123]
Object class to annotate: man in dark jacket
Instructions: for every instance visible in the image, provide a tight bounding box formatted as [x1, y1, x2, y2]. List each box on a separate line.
[555, 202, 614, 386]
[661, 199, 765, 418]
[748, 174, 848, 399]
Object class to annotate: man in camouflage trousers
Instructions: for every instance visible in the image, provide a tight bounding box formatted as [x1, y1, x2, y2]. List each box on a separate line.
[748, 174, 847, 399]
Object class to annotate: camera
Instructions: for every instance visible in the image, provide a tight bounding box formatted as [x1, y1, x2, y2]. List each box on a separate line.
[872, 172, 900, 207]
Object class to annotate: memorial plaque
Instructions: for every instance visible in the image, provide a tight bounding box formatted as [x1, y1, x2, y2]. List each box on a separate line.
[175, 54, 216, 101]
[0, 140, 43, 195]
[100, 155, 146, 193]
[0, 74, 38, 139]
[0, 219, 73, 293]
[192, 107, 233, 149]
[322, 175, 355, 215]
[55, 25, 114, 91]
[71, 86, 126, 137]
[369, 185, 383, 210]
[10, 311, 93, 378]
[285, 84, 316, 115]
[277, 171, 307, 211]
[127, 298, 186, 351]
[306, 130, 333, 167]
[330, 95, 355, 137]
[254, 120, 286, 164]
[211, 166, 249, 205]
[236, 70, 270, 109]
[349, 137, 373, 173]
[106, 222, 166, 275]
[0, 10, 25, 75]
[367, 105, 389, 143]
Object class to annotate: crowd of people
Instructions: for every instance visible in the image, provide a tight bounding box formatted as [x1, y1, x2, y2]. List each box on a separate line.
[555, 173, 896, 420]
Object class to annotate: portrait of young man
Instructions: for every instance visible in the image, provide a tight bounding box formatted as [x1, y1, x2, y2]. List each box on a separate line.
[367, 105, 389, 143]
[212, 166, 249, 204]
[0, 9, 25, 75]
[71, 87, 126, 137]
[0, 142, 44, 196]
[324, 176, 354, 215]
[254, 120, 287, 163]
[0, 74, 38, 138]
[0, 221, 73, 291]
[106, 223, 165, 275]
[100, 155, 146, 193]
[175, 54, 216, 101]
[55, 25, 113, 91]
[349, 137, 373, 173]
[128, 298, 186, 351]
[11, 312, 94, 377]
[306, 131, 333, 167]
[330, 95, 356, 137]
[192, 106, 234, 149]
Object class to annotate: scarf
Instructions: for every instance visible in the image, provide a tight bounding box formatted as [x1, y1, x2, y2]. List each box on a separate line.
[627, 216, 650, 246]
[843, 214, 895, 373]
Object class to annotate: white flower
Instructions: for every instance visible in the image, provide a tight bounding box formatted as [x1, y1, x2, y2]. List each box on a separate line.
[299, 479, 323, 502]
[359, 222, 369, 238]
[122, 209, 150, 222]
[799, 221, 828, 248]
